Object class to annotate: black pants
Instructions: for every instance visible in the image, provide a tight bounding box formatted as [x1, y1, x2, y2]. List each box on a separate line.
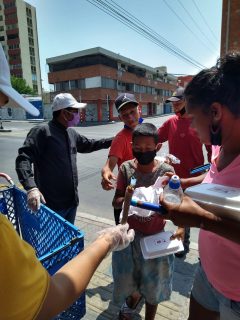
[114, 208, 122, 225]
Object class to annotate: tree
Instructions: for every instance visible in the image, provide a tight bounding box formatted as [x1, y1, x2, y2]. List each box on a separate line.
[11, 76, 36, 95]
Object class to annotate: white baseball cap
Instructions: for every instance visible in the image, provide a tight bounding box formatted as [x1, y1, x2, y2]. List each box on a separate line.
[52, 93, 87, 112]
[0, 44, 39, 116]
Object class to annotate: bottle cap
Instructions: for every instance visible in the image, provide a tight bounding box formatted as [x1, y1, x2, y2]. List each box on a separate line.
[169, 175, 180, 189]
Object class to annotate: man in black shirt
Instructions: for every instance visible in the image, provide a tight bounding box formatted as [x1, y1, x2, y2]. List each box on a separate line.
[16, 93, 112, 224]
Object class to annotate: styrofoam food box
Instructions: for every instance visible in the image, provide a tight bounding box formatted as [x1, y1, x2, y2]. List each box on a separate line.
[185, 183, 240, 221]
[140, 231, 184, 259]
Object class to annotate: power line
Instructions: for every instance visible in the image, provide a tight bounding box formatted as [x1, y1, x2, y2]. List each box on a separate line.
[192, 0, 219, 42]
[103, 0, 204, 67]
[177, 0, 218, 50]
[86, 0, 206, 70]
[163, 0, 216, 54]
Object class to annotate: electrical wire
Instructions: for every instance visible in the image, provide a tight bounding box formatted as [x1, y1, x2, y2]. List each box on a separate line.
[163, 0, 216, 54]
[177, 0, 217, 50]
[192, 0, 219, 42]
[86, 0, 206, 69]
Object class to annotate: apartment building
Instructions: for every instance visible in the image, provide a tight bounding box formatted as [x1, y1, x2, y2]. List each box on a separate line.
[0, 0, 41, 94]
[221, 0, 240, 56]
[47, 47, 177, 122]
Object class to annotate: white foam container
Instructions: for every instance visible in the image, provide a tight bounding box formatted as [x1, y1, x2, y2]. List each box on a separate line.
[140, 231, 184, 259]
[185, 183, 240, 221]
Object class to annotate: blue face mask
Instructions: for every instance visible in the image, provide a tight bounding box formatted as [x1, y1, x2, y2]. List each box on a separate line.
[67, 112, 80, 127]
[124, 117, 143, 129]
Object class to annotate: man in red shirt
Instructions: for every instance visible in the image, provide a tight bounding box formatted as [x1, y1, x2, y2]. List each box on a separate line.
[101, 93, 142, 224]
[158, 87, 212, 257]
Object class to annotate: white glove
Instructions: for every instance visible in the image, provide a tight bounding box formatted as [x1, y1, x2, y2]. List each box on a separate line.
[97, 223, 135, 252]
[27, 187, 46, 212]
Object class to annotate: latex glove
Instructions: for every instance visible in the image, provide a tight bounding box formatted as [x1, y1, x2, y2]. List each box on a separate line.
[97, 223, 135, 252]
[27, 187, 46, 212]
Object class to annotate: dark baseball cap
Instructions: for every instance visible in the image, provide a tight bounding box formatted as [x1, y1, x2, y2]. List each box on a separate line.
[166, 87, 185, 102]
[115, 93, 138, 112]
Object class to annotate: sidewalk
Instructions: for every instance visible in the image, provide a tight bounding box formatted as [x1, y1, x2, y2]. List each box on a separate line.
[75, 211, 199, 320]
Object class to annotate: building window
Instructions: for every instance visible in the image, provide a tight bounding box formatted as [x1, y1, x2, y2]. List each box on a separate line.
[63, 81, 70, 91]
[7, 33, 18, 40]
[29, 37, 34, 45]
[101, 77, 116, 89]
[77, 79, 85, 89]
[0, 35, 4, 41]
[0, 26, 4, 31]
[0, 15, 3, 21]
[30, 56, 35, 65]
[26, 7, 32, 17]
[29, 46, 35, 56]
[55, 83, 61, 91]
[4, 2, 15, 9]
[125, 83, 134, 92]
[70, 80, 78, 89]
[9, 43, 19, 49]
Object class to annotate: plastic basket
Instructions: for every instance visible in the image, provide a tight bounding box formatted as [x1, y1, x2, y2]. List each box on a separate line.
[0, 186, 86, 319]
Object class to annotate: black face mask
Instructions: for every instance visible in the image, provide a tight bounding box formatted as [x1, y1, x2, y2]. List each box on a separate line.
[210, 125, 222, 146]
[133, 150, 156, 165]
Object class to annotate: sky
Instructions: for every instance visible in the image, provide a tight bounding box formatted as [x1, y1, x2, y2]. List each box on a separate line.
[26, 0, 223, 91]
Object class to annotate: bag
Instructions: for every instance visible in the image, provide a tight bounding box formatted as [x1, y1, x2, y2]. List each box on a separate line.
[121, 176, 167, 235]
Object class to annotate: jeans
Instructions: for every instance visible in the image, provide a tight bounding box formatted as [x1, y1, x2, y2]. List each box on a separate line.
[192, 263, 240, 320]
[55, 206, 77, 224]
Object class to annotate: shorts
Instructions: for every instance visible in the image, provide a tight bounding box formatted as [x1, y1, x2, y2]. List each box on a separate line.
[192, 263, 240, 320]
[112, 232, 174, 305]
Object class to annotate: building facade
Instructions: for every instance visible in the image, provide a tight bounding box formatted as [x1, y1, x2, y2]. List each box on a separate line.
[0, 0, 41, 94]
[47, 47, 177, 122]
[221, 0, 240, 56]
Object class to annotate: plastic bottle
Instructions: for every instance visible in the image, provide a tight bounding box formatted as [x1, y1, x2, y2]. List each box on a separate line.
[163, 175, 183, 204]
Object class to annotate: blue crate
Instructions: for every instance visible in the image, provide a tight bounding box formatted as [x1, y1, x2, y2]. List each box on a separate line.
[0, 186, 86, 319]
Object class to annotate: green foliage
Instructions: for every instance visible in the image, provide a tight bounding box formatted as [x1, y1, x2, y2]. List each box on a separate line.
[11, 76, 36, 95]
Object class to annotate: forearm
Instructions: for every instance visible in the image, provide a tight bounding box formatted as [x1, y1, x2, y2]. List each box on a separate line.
[201, 215, 240, 244]
[37, 237, 111, 320]
[181, 173, 206, 189]
[15, 154, 36, 190]
[102, 157, 118, 173]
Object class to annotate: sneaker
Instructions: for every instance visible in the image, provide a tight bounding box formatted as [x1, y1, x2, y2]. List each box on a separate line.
[118, 301, 136, 320]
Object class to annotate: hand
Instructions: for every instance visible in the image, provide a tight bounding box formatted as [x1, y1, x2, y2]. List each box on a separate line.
[170, 227, 185, 241]
[101, 169, 116, 190]
[27, 187, 46, 212]
[160, 194, 219, 228]
[97, 223, 135, 252]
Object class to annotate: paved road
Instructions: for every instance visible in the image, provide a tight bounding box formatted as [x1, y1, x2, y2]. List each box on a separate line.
[0, 115, 202, 244]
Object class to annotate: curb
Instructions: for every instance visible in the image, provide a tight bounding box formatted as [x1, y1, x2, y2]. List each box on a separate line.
[76, 211, 199, 250]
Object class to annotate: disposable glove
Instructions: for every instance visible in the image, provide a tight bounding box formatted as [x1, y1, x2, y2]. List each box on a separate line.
[27, 187, 46, 212]
[97, 223, 135, 252]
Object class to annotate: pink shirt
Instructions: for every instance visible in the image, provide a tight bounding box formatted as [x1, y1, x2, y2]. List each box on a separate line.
[199, 146, 240, 300]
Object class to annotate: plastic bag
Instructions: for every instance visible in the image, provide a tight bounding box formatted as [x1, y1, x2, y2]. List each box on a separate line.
[120, 176, 167, 219]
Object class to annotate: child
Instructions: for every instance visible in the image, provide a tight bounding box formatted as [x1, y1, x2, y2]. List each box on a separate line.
[112, 123, 184, 320]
